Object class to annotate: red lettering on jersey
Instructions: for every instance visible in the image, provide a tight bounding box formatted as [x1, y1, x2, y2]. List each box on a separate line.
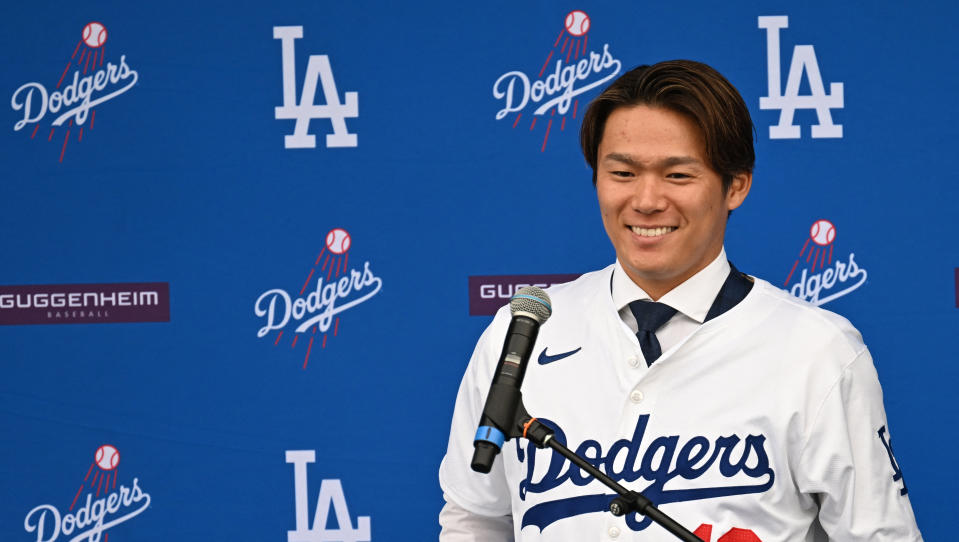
[694, 524, 761, 541]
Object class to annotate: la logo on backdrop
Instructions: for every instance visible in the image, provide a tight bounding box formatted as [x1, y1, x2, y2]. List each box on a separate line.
[23, 445, 151, 542]
[286, 450, 370, 541]
[758, 15, 843, 139]
[493, 10, 622, 151]
[273, 26, 358, 150]
[783, 219, 868, 305]
[254, 228, 382, 369]
[10, 22, 139, 162]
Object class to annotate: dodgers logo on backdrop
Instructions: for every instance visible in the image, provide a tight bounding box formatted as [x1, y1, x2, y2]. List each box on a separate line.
[758, 15, 843, 139]
[23, 445, 151, 542]
[10, 22, 139, 162]
[783, 219, 867, 305]
[254, 228, 382, 369]
[274, 26, 358, 149]
[286, 450, 371, 542]
[516, 416, 774, 533]
[493, 10, 622, 151]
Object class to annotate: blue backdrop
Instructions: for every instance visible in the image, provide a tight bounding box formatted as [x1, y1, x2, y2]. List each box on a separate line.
[1, 1, 953, 540]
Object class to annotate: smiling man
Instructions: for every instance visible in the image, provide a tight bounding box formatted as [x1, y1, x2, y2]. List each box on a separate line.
[592, 104, 750, 300]
[439, 61, 922, 541]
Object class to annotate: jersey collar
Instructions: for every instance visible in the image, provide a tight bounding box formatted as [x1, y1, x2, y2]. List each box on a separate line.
[611, 248, 731, 324]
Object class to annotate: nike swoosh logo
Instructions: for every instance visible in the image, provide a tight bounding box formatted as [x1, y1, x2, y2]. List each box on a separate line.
[538, 347, 583, 365]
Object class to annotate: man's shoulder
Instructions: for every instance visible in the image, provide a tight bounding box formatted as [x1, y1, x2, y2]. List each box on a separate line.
[541, 264, 615, 312]
[486, 264, 613, 323]
[746, 275, 867, 357]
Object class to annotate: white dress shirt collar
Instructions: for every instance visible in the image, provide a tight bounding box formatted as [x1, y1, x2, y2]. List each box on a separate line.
[611, 248, 731, 324]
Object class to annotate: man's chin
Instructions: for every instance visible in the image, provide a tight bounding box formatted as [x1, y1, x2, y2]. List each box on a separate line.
[620, 260, 677, 285]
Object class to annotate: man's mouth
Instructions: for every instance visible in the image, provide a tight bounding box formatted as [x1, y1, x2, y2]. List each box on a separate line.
[630, 226, 677, 237]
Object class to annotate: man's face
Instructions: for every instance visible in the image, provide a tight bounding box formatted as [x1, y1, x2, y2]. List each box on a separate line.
[595, 104, 751, 299]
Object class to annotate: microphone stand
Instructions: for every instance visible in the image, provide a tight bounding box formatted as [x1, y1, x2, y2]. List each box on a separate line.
[513, 402, 702, 542]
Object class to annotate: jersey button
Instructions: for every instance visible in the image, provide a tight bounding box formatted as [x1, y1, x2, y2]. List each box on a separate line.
[608, 526, 621, 538]
[627, 356, 639, 368]
[630, 390, 644, 403]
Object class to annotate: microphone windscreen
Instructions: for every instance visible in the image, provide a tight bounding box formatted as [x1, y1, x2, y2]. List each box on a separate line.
[509, 286, 552, 323]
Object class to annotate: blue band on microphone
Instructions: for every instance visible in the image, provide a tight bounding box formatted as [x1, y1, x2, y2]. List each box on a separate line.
[510, 294, 551, 311]
[474, 425, 506, 448]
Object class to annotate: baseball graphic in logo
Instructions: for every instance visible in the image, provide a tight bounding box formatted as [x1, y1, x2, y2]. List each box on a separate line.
[809, 219, 836, 246]
[326, 228, 351, 255]
[564, 10, 590, 36]
[82, 22, 108, 48]
[95, 444, 120, 470]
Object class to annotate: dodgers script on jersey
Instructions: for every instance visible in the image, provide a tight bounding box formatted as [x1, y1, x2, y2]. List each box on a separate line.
[440, 265, 922, 541]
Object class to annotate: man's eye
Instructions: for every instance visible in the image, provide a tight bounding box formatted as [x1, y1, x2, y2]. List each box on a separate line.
[666, 172, 692, 180]
[610, 170, 632, 178]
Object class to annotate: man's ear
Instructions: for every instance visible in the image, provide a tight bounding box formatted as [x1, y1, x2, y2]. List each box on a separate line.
[726, 172, 752, 211]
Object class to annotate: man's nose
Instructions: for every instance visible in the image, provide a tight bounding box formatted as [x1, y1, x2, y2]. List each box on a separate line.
[630, 177, 668, 214]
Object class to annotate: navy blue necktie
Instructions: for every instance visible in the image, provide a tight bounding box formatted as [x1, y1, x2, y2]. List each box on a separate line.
[628, 300, 678, 366]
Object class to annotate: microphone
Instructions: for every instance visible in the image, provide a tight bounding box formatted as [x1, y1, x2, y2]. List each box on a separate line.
[471, 286, 552, 474]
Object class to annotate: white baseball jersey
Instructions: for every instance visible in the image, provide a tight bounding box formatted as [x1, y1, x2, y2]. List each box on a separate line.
[439, 264, 922, 541]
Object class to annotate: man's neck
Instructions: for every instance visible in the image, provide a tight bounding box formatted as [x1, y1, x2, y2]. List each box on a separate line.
[612, 248, 730, 323]
[623, 264, 716, 301]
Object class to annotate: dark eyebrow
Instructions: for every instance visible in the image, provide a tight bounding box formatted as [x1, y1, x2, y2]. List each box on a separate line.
[602, 153, 703, 169]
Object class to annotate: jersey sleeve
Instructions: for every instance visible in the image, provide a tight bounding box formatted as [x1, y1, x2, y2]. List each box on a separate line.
[439, 493, 513, 541]
[796, 348, 923, 541]
[438, 309, 514, 518]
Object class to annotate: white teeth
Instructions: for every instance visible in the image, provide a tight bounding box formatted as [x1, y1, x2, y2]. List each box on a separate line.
[631, 226, 676, 237]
